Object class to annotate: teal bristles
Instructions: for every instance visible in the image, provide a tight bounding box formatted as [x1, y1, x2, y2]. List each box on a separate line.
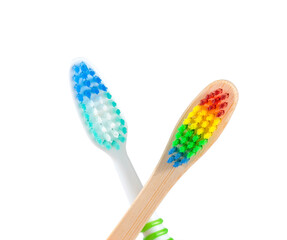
[71, 61, 127, 150]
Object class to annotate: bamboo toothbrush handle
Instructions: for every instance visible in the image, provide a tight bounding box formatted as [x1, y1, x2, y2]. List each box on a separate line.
[108, 161, 184, 240]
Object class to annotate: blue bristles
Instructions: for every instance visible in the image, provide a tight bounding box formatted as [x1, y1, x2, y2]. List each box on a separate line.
[73, 75, 80, 84]
[180, 158, 189, 164]
[92, 76, 101, 84]
[99, 84, 107, 91]
[83, 90, 91, 98]
[167, 156, 175, 163]
[80, 71, 88, 79]
[77, 94, 83, 102]
[83, 80, 91, 87]
[173, 161, 181, 168]
[89, 69, 95, 76]
[91, 86, 99, 94]
[80, 62, 88, 72]
[74, 84, 81, 92]
[174, 152, 182, 160]
[73, 65, 80, 73]
[168, 147, 177, 155]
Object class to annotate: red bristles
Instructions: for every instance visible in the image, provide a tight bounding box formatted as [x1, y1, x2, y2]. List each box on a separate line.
[220, 93, 229, 100]
[199, 89, 230, 117]
[208, 104, 216, 111]
[216, 110, 225, 117]
[205, 92, 215, 99]
[200, 99, 208, 105]
[219, 102, 228, 109]
[214, 88, 223, 95]
[211, 97, 221, 104]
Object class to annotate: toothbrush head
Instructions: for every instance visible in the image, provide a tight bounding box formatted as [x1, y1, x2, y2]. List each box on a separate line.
[167, 80, 237, 167]
[71, 60, 127, 151]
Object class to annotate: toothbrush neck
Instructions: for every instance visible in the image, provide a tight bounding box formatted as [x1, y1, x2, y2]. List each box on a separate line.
[110, 149, 143, 204]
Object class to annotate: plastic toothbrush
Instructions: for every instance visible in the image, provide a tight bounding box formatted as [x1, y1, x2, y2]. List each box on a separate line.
[70, 59, 173, 240]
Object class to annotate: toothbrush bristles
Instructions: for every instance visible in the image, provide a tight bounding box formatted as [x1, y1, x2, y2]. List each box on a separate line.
[168, 88, 230, 167]
[71, 61, 127, 150]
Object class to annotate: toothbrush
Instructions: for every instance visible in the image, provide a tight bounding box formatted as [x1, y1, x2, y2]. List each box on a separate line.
[70, 59, 173, 240]
[108, 80, 238, 240]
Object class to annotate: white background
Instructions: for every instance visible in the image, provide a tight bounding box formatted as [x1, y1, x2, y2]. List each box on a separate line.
[0, 1, 287, 239]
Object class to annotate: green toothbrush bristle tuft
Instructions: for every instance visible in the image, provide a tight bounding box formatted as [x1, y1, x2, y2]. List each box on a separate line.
[173, 139, 180, 147]
[192, 135, 200, 142]
[179, 146, 186, 153]
[185, 130, 193, 138]
[178, 125, 187, 132]
[187, 142, 195, 149]
[175, 132, 182, 139]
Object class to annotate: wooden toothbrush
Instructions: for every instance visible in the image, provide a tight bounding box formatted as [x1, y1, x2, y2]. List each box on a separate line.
[107, 80, 239, 240]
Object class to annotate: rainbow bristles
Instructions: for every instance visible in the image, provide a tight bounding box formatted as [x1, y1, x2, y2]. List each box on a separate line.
[71, 61, 127, 150]
[168, 88, 229, 167]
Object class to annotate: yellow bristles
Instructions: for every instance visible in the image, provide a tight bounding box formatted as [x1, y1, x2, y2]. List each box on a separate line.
[206, 114, 214, 122]
[188, 112, 196, 118]
[204, 132, 212, 139]
[194, 116, 202, 123]
[201, 121, 209, 128]
[213, 118, 221, 126]
[193, 105, 201, 113]
[189, 123, 198, 130]
[199, 109, 208, 116]
[183, 118, 192, 125]
[197, 128, 205, 135]
[180, 104, 224, 142]
[209, 126, 217, 133]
